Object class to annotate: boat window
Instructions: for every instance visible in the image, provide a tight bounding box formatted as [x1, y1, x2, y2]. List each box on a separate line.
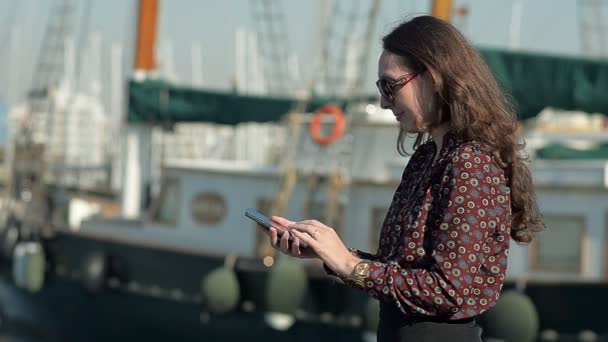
[191, 192, 226, 225]
[531, 215, 584, 273]
[149, 178, 180, 226]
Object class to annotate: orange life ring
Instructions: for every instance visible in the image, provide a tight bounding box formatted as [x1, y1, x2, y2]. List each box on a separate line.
[309, 104, 345, 145]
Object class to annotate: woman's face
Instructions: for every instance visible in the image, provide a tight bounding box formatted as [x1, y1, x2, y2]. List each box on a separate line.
[377, 50, 437, 133]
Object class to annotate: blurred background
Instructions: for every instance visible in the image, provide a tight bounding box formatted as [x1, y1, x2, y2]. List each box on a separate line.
[0, 0, 605, 341]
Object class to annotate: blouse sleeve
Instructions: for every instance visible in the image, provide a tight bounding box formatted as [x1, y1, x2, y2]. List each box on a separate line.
[347, 146, 511, 320]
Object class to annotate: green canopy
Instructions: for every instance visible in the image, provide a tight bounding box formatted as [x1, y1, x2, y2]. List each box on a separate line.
[536, 143, 608, 160]
[480, 48, 608, 120]
[127, 48, 608, 124]
[127, 79, 374, 125]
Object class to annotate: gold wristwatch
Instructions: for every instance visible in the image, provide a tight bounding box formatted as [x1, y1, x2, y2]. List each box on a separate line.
[352, 260, 371, 287]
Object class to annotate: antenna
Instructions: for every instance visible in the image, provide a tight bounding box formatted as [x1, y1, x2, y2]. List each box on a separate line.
[191, 42, 204, 88]
[508, 0, 524, 49]
[110, 43, 124, 192]
[578, 0, 608, 57]
[235, 27, 247, 93]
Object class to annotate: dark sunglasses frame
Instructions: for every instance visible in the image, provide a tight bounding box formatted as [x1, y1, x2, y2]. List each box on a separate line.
[376, 71, 424, 102]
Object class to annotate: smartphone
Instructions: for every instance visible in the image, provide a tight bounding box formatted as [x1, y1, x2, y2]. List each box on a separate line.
[244, 208, 307, 248]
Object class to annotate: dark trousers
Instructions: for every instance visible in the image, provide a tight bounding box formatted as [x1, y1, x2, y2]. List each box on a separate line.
[378, 319, 482, 342]
[377, 303, 482, 342]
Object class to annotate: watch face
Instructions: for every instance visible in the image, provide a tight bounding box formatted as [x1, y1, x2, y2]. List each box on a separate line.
[356, 262, 370, 277]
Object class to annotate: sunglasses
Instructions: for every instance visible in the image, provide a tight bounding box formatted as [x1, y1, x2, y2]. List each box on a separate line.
[375, 71, 423, 102]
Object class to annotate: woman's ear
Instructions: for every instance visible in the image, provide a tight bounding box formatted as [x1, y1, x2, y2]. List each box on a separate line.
[429, 73, 440, 93]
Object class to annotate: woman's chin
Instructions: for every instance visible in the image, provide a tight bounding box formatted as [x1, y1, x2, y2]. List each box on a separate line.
[399, 122, 420, 134]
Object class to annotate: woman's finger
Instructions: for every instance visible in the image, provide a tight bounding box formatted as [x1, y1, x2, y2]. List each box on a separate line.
[291, 230, 317, 250]
[271, 216, 295, 229]
[279, 231, 290, 252]
[290, 223, 317, 235]
[269, 227, 278, 247]
[291, 236, 301, 256]
[298, 219, 329, 230]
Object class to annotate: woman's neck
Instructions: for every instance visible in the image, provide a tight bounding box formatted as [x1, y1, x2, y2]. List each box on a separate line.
[430, 123, 451, 155]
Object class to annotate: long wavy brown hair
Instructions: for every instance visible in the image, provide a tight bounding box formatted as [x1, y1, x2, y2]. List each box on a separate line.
[383, 15, 543, 243]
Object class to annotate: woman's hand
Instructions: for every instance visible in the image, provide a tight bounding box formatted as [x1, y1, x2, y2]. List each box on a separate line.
[272, 216, 361, 277]
[259, 216, 319, 259]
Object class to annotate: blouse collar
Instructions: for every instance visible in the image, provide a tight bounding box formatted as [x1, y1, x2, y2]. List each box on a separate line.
[430, 130, 459, 153]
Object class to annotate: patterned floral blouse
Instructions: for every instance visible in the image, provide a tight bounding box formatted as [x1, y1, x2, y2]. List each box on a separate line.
[337, 132, 511, 321]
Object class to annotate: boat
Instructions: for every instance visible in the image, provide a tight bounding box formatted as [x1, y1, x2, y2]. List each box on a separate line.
[0, 1, 607, 341]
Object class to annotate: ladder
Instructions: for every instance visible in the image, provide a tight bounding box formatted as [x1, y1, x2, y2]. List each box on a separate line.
[256, 0, 382, 258]
[249, 0, 292, 96]
[4, 0, 76, 238]
[300, 0, 382, 232]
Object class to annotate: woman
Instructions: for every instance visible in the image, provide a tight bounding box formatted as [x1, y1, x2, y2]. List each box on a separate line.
[266, 15, 543, 341]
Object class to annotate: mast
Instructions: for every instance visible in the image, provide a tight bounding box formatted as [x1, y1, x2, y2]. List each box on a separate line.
[122, 0, 159, 218]
[432, 0, 452, 21]
[134, 0, 158, 77]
